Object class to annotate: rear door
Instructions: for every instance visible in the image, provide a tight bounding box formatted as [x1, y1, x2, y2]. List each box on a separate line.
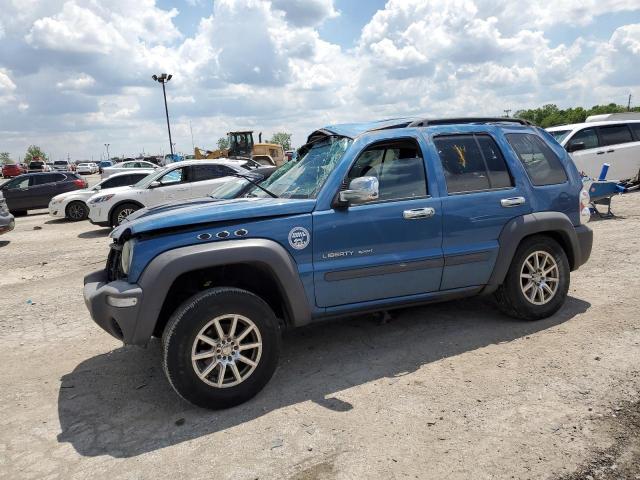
[432, 131, 531, 290]
[188, 164, 237, 197]
[30, 174, 60, 208]
[597, 123, 640, 181]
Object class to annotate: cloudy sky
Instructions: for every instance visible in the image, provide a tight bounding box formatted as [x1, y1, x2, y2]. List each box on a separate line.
[0, 0, 639, 161]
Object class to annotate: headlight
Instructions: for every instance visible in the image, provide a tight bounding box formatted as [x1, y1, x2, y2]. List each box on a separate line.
[90, 194, 115, 204]
[50, 197, 62, 205]
[121, 239, 135, 275]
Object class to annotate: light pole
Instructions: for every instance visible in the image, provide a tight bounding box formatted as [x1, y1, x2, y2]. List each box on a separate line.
[104, 143, 110, 161]
[152, 73, 174, 157]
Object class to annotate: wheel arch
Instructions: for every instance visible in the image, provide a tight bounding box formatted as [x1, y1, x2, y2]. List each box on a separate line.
[130, 239, 311, 345]
[484, 212, 582, 294]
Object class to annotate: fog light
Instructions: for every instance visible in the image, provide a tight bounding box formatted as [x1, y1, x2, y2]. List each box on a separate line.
[107, 296, 138, 307]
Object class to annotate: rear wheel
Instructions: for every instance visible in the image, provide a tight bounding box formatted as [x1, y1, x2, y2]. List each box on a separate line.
[66, 201, 88, 221]
[162, 287, 281, 409]
[111, 203, 140, 227]
[494, 235, 570, 320]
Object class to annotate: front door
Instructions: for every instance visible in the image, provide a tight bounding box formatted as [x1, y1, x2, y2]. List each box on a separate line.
[312, 137, 443, 308]
[2, 176, 32, 211]
[151, 166, 191, 205]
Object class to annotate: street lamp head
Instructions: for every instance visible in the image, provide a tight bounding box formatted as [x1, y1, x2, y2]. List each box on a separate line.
[152, 74, 158, 81]
[152, 73, 172, 83]
[167, 74, 172, 81]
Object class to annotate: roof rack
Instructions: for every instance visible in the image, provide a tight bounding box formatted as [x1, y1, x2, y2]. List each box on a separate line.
[407, 117, 532, 127]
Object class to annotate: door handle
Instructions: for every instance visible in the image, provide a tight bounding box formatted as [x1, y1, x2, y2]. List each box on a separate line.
[403, 207, 435, 220]
[501, 197, 526, 208]
[606, 149, 615, 153]
[596, 151, 605, 155]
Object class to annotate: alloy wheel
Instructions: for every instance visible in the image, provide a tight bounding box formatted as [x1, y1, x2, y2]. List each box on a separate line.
[520, 250, 560, 305]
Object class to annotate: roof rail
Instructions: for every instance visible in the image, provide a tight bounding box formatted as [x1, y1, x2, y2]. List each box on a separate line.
[407, 117, 532, 127]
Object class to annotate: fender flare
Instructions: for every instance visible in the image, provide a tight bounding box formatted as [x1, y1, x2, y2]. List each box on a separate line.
[130, 238, 311, 344]
[484, 211, 584, 294]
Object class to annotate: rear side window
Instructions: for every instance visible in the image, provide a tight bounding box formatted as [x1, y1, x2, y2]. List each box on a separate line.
[103, 175, 131, 188]
[506, 133, 568, 186]
[190, 164, 234, 181]
[567, 128, 599, 149]
[434, 134, 513, 193]
[629, 123, 640, 140]
[599, 124, 633, 146]
[32, 174, 60, 185]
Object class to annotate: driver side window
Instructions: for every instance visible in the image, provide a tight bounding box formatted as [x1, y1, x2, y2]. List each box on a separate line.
[7, 177, 31, 189]
[159, 168, 185, 185]
[346, 139, 427, 203]
[568, 128, 599, 150]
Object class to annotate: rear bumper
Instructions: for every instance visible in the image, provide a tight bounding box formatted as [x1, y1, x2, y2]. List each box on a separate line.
[83, 269, 145, 344]
[0, 215, 15, 234]
[574, 224, 593, 269]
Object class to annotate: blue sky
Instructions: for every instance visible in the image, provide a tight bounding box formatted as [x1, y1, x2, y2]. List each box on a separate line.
[0, 0, 639, 160]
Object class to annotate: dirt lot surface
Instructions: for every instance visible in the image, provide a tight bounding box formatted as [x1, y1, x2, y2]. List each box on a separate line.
[0, 179, 639, 480]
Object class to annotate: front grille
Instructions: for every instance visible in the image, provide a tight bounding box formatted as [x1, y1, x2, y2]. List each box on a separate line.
[106, 243, 124, 282]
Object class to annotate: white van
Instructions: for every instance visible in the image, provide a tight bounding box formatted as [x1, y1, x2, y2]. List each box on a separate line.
[547, 120, 640, 183]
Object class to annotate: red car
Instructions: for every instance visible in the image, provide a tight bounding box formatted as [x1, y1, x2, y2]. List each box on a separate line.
[2, 163, 26, 178]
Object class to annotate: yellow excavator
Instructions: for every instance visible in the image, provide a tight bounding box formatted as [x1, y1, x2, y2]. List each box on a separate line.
[194, 131, 285, 166]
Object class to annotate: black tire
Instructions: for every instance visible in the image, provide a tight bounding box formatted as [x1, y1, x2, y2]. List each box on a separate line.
[110, 203, 140, 227]
[494, 235, 570, 320]
[162, 287, 281, 409]
[65, 201, 89, 221]
[11, 210, 27, 217]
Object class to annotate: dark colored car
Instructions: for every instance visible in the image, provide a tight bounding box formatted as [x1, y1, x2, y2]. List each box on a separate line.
[0, 191, 14, 234]
[2, 163, 27, 178]
[28, 161, 49, 173]
[0, 172, 88, 214]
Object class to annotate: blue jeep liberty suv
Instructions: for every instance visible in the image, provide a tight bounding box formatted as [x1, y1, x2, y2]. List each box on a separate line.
[83, 117, 593, 409]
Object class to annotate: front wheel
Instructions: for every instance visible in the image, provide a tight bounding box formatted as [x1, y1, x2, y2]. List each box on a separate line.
[110, 203, 140, 227]
[66, 201, 89, 221]
[494, 235, 570, 320]
[162, 287, 281, 409]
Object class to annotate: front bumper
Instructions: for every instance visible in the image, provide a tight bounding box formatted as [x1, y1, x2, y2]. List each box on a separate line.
[88, 206, 110, 226]
[48, 203, 64, 217]
[574, 224, 593, 269]
[83, 269, 144, 344]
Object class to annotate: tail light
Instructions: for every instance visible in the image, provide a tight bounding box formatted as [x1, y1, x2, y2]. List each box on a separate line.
[74, 178, 87, 188]
[579, 182, 591, 224]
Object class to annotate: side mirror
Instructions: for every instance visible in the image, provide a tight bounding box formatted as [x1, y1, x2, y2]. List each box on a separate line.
[338, 176, 379, 205]
[94, 185, 101, 191]
[566, 142, 586, 153]
[149, 181, 161, 188]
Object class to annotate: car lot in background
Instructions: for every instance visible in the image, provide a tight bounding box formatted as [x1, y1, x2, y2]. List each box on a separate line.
[49, 170, 153, 221]
[0, 190, 14, 234]
[77, 163, 99, 175]
[101, 160, 158, 179]
[2, 163, 27, 178]
[0, 172, 87, 214]
[52, 160, 76, 172]
[547, 120, 640, 183]
[88, 159, 254, 227]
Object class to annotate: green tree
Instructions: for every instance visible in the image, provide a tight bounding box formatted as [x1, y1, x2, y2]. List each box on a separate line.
[217, 137, 230, 150]
[24, 145, 48, 164]
[515, 103, 640, 128]
[269, 132, 292, 150]
[0, 152, 12, 165]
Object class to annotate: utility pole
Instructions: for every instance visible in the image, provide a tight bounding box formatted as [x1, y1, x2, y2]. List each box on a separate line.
[152, 73, 174, 157]
[628, 94, 632, 111]
[503, 109, 512, 118]
[190, 120, 195, 151]
[104, 143, 110, 161]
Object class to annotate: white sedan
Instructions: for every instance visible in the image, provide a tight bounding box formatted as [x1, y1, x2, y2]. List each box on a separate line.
[101, 160, 159, 179]
[49, 170, 154, 221]
[77, 162, 99, 174]
[87, 159, 253, 227]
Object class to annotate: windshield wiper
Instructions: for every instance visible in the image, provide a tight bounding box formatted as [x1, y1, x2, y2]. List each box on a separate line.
[224, 173, 279, 199]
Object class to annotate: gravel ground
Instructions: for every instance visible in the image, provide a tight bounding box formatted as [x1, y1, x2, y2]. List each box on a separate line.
[0, 179, 638, 480]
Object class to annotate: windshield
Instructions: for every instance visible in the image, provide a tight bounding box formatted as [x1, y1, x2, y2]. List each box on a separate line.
[54, 161, 67, 165]
[549, 129, 571, 143]
[132, 167, 169, 188]
[243, 136, 352, 199]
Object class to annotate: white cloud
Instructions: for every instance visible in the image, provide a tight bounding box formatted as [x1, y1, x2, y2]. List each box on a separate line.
[0, 0, 639, 160]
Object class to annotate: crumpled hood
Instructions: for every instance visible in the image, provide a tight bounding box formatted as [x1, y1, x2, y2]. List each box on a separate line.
[111, 197, 316, 238]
